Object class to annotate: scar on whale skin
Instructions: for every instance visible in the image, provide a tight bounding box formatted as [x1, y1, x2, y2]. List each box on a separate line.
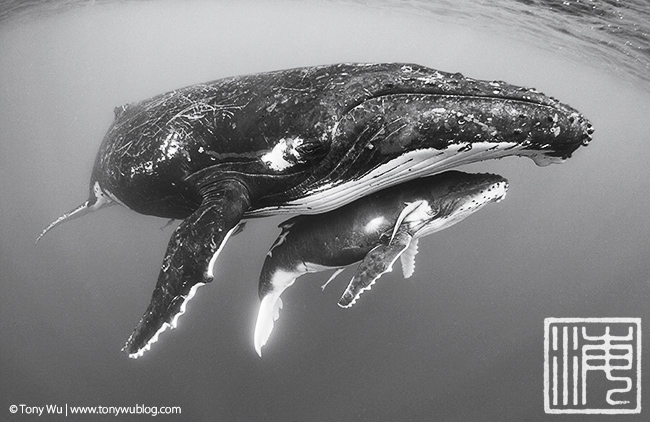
[36, 63, 592, 358]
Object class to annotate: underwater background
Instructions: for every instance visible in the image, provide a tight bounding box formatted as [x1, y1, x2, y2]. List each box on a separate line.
[1, 0, 649, 420]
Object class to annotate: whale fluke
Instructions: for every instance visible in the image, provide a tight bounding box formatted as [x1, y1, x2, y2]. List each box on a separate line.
[36, 181, 113, 244]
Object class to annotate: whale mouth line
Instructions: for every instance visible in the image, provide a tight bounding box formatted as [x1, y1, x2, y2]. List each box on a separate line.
[408, 180, 509, 238]
[342, 90, 566, 117]
[249, 142, 522, 217]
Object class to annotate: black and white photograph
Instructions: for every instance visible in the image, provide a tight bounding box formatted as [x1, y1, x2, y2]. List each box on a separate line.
[1, 1, 649, 420]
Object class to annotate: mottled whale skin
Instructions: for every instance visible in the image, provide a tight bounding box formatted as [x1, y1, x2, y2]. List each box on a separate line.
[37, 63, 593, 358]
[253, 170, 508, 355]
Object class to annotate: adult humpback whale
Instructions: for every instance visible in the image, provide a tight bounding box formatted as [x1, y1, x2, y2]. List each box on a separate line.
[37, 63, 593, 358]
[254, 171, 508, 356]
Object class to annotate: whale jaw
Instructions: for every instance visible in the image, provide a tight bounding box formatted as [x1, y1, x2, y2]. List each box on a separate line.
[251, 141, 522, 217]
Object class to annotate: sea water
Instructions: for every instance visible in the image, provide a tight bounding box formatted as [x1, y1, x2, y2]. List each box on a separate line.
[1, 1, 649, 421]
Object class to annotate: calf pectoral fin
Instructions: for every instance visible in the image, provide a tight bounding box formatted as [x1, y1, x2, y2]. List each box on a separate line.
[390, 200, 428, 242]
[123, 178, 251, 358]
[338, 230, 413, 308]
[320, 268, 345, 291]
[400, 237, 419, 279]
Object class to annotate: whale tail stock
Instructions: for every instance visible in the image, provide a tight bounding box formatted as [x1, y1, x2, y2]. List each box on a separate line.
[35, 180, 114, 244]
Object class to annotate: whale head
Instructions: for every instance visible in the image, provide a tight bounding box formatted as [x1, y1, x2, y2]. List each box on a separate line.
[276, 63, 591, 214]
[398, 171, 509, 239]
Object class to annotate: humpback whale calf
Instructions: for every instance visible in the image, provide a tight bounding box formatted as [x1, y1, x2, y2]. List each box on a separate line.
[254, 171, 508, 355]
[37, 63, 593, 358]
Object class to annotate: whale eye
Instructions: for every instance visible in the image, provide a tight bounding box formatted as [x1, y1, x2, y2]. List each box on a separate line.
[379, 232, 391, 245]
[295, 140, 328, 161]
[429, 204, 442, 218]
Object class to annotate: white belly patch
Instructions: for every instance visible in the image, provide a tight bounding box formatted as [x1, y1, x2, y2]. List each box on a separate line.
[249, 141, 551, 216]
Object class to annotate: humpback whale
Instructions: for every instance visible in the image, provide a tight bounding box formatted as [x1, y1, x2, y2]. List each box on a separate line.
[37, 63, 593, 357]
[254, 170, 508, 355]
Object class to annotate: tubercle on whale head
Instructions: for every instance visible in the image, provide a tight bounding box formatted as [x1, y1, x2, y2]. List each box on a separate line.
[432, 168, 503, 187]
[405, 172, 509, 237]
[332, 63, 594, 159]
[85, 63, 593, 220]
[37, 63, 594, 360]
[427, 170, 509, 210]
[327, 89, 593, 183]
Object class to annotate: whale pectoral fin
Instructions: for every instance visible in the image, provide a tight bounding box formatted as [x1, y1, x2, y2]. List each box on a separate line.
[400, 237, 419, 279]
[338, 230, 413, 308]
[123, 178, 251, 358]
[231, 221, 247, 237]
[390, 200, 428, 242]
[320, 268, 345, 291]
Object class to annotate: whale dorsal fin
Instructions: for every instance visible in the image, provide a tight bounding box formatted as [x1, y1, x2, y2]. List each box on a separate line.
[267, 219, 297, 257]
